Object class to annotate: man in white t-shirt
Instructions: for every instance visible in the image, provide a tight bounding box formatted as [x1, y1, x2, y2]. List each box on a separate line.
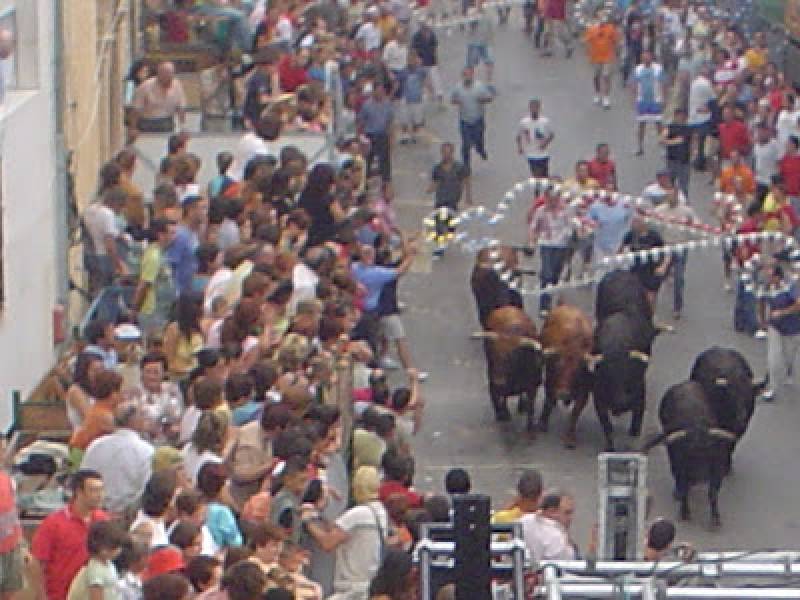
[517, 98, 554, 177]
[753, 122, 785, 203]
[688, 65, 716, 170]
[355, 8, 382, 53]
[83, 187, 128, 295]
[232, 113, 282, 181]
[520, 490, 576, 562]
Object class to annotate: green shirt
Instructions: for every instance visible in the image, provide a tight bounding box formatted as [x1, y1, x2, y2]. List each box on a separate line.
[67, 558, 120, 600]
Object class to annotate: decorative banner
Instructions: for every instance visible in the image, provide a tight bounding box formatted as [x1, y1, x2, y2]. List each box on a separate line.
[426, 174, 799, 299]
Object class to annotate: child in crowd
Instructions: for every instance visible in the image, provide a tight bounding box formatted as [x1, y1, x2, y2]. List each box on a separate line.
[68, 521, 129, 600]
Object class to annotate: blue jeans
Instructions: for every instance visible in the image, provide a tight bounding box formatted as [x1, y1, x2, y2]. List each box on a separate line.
[539, 246, 569, 312]
[735, 280, 759, 334]
[670, 249, 687, 313]
[466, 43, 493, 67]
[459, 118, 486, 170]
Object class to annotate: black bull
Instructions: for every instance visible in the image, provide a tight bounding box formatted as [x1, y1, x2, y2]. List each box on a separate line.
[591, 311, 656, 451]
[644, 347, 765, 527]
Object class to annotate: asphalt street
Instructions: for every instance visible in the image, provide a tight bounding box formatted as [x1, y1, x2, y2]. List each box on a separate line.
[388, 14, 800, 551]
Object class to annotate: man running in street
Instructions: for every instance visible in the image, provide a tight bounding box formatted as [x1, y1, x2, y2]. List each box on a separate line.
[517, 98, 555, 177]
[584, 10, 619, 109]
[451, 67, 493, 171]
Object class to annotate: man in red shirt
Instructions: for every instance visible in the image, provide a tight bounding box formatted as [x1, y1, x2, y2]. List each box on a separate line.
[717, 104, 751, 161]
[278, 47, 311, 93]
[378, 450, 423, 509]
[587, 142, 618, 189]
[779, 135, 800, 198]
[30, 470, 110, 600]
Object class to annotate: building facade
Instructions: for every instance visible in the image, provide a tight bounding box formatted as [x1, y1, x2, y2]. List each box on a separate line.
[0, 0, 60, 428]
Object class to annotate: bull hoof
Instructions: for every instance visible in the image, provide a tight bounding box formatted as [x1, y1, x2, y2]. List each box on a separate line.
[563, 432, 577, 449]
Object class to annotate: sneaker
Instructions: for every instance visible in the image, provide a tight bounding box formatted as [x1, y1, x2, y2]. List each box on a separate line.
[761, 388, 776, 402]
[723, 282, 733, 292]
[754, 329, 767, 340]
[397, 301, 408, 312]
[416, 371, 429, 382]
[593, 96, 601, 105]
[539, 309, 550, 319]
[432, 248, 445, 259]
[602, 97, 611, 109]
[379, 356, 401, 369]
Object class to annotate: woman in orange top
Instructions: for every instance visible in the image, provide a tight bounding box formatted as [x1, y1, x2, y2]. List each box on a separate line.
[70, 369, 123, 456]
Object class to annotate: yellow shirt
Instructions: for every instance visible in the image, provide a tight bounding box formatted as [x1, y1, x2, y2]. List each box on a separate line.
[492, 506, 524, 524]
[745, 47, 767, 71]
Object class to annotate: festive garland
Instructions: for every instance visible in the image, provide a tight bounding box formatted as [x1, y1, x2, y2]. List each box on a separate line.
[422, 175, 800, 298]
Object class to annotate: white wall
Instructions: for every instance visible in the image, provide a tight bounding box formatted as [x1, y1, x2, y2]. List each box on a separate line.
[0, 0, 57, 429]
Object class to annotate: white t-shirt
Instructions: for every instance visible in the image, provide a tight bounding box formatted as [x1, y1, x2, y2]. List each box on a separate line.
[753, 139, 785, 184]
[356, 22, 382, 51]
[383, 40, 408, 71]
[83, 203, 119, 256]
[276, 15, 293, 43]
[289, 262, 320, 316]
[233, 133, 276, 181]
[334, 500, 389, 594]
[688, 76, 715, 126]
[520, 513, 575, 562]
[776, 109, 800, 146]
[518, 115, 552, 160]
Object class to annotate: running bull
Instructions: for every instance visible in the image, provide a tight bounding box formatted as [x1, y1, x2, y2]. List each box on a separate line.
[644, 347, 764, 527]
[590, 270, 657, 451]
[480, 306, 544, 431]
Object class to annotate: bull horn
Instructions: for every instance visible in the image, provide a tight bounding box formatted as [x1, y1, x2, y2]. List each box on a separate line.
[629, 350, 650, 363]
[519, 337, 543, 351]
[584, 353, 603, 372]
[715, 377, 728, 386]
[471, 331, 499, 340]
[708, 428, 738, 441]
[665, 430, 688, 445]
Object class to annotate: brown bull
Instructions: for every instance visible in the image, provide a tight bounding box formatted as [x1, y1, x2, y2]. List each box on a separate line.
[538, 305, 594, 448]
[471, 246, 524, 329]
[482, 306, 544, 431]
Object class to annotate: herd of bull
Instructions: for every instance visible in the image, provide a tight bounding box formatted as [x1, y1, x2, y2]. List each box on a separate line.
[470, 246, 766, 527]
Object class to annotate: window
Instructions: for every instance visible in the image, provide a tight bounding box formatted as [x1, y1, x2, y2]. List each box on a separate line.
[0, 1, 39, 102]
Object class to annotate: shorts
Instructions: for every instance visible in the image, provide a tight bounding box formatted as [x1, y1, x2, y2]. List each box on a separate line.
[636, 101, 663, 122]
[593, 63, 613, 78]
[402, 102, 425, 127]
[381, 314, 406, 341]
[0, 545, 24, 593]
[467, 42, 493, 66]
[527, 157, 549, 177]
